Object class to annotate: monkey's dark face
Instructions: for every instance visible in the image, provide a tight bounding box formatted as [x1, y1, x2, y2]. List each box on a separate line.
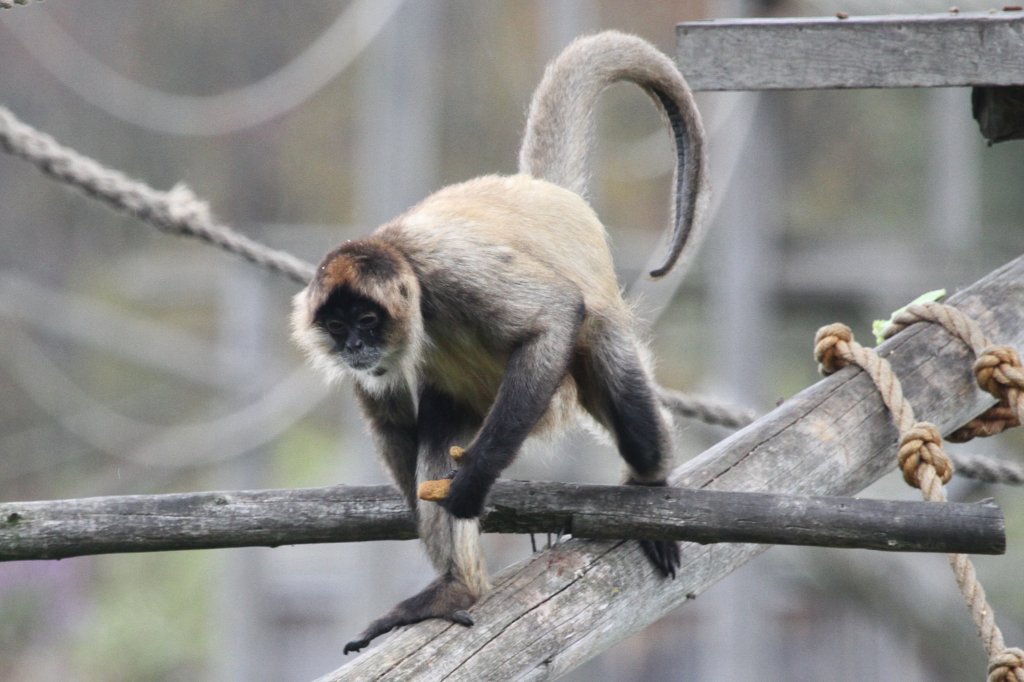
[314, 289, 391, 373]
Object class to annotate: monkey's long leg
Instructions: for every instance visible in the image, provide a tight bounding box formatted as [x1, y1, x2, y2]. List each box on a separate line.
[415, 389, 490, 595]
[577, 323, 681, 578]
[344, 388, 487, 655]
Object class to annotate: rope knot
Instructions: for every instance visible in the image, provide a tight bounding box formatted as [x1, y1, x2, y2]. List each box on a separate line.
[987, 647, 1024, 682]
[162, 183, 213, 230]
[975, 345, 1024, 404]
[814, 323, 855, 375]
[897, 422, 953, 487]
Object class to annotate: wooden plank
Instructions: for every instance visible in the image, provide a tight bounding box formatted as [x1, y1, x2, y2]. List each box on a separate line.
[0, 482, 1005, 560]
[324, 250, 1024, 680]
[677, 11, 1024, 91]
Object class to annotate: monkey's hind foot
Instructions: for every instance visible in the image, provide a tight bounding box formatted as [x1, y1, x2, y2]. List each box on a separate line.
[639, 538, 680, 579]
[625, 478, 680, 578]
[342, 574, 478, 655]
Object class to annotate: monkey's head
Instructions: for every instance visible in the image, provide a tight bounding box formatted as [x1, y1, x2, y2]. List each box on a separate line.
[291, 238, 423, 391]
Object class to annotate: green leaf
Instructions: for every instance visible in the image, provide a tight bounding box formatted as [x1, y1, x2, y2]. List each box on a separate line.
[872, 289, 946, 345]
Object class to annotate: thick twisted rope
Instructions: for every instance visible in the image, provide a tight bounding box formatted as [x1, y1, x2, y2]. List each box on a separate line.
[815, 314, 1024, 682]
[884, 302, 1024, 441]
[0, 106, 316, 284]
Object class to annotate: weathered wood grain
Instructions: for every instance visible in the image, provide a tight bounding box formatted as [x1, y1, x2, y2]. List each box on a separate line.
[677, 11, 1024, 91]
[0, 482, 1004, 561]
[0, 486, 417, 560]
[324, 251, 1024, 680]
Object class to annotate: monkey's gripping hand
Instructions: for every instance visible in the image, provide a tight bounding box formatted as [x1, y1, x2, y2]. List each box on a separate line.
[418, 467, 493, 518]
[417, 446, 494, 519]
[443, 462, 498, 518]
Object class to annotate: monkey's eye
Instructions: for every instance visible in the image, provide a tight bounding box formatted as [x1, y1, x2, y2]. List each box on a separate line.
[356, 311, 379, 329]
[324, 319, 346, 335]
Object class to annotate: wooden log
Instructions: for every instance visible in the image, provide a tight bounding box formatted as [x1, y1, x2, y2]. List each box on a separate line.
[493, 484, 1005, 555]
[325, 252, 1024, 680]
[677, 11, 1024, 91]
[0, 482, 1004, 561]
[0, 486, 416, 561]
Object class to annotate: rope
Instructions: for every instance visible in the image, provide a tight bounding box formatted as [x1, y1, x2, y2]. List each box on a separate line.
[820, 310, 1024, 486]
[0, 106, 316, 285]
[815, 308, 1024, 682]
[884, 303, 1024, 440]
[656, 386, 757, 430]
[952, 453, 1024, 485]
[0, 1, 33, 9]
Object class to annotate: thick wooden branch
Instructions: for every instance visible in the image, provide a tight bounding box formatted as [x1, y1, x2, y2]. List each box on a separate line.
[677, 12, 1024, 91]
[325, 253, 1024, 680]
[0, 482, 1004, 561]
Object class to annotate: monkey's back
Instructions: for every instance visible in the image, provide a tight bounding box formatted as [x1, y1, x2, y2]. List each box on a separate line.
[386, 174, 625, 311]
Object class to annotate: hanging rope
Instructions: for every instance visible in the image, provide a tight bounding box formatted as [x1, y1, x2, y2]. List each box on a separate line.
[815, 307, 1024, 682]
[0, 106, 316, 284]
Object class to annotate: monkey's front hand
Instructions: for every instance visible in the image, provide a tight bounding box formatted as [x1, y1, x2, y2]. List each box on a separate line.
[415, 447, 494, 518]
[438, 465, 492, 519]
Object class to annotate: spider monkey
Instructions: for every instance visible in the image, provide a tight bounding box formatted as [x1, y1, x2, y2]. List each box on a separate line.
[291, 31, 709, 654]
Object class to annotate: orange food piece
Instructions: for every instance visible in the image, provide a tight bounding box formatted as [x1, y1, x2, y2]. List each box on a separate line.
[417, 478, 452, 501]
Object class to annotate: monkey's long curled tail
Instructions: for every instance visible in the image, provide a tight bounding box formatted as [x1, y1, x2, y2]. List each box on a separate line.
[518, 31, 709, 279]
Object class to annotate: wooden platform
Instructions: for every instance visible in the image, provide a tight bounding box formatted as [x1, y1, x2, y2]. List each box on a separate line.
[677, 11, 1024, 90]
